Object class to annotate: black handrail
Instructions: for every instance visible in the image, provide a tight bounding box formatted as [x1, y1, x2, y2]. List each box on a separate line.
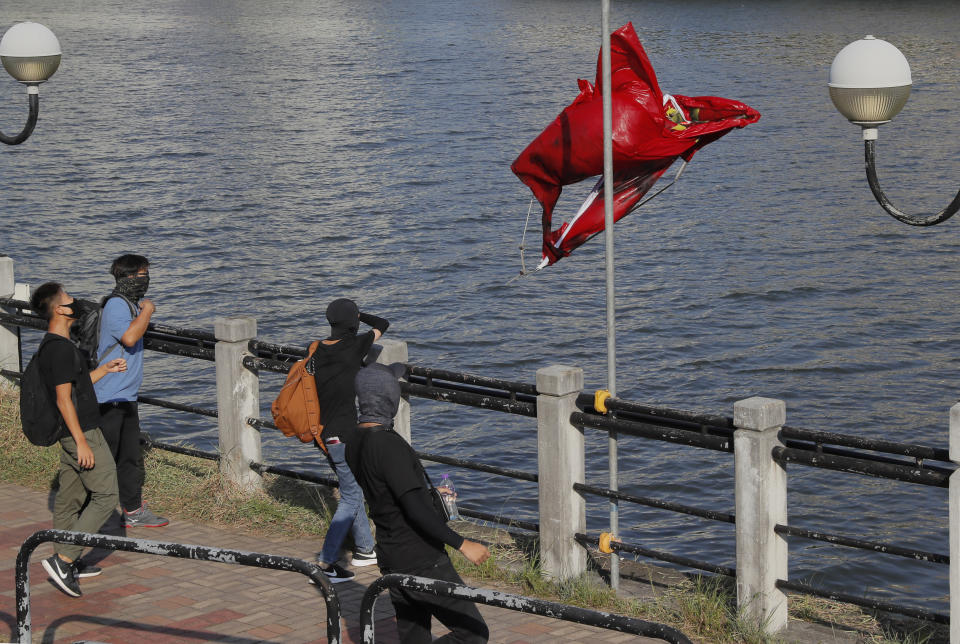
[574, 483, 735, 524]
[15, 529, 341, 643]
[360, 574, 693, 644]
[772, 446, 950, 488]
[776, 578, 947, 624]
[576, 533, 736, 578]
[781, 425, 951, 463]
[774, 524, 948, 564]
[573, 411, 734, 453]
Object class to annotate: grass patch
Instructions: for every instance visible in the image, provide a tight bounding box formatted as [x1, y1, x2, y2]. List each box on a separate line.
[0, 386, 333, 538]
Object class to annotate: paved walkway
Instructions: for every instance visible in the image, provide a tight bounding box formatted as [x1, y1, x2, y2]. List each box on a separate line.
[0, 482, 658, 643]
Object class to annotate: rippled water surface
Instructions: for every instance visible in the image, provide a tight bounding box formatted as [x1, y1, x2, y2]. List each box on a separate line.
[2, 0, 959, 611]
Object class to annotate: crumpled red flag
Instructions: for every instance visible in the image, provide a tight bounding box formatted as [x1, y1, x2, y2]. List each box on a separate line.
[511, 22, 760, 268]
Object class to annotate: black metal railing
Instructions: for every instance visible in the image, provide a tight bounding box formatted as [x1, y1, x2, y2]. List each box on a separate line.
[3, 309, 956, 624]
[775, 579, 948, 625]
[15, 529, 341, 643]
[359, 574, 693, 644]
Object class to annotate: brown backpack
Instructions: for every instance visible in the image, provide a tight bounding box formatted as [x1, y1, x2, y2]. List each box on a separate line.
[271, 341, 325, 449]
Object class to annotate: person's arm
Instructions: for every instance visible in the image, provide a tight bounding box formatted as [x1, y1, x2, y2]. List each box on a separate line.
[90, 358, 127, 384]
[55, 382, 94, 469]
[398, 487, 464, 548]
[358, 312, 389, 341]
[120, 299, 155, 347]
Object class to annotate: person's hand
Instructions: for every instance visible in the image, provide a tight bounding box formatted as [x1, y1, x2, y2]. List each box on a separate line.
[76, 441, 95, 469]
[140, 298, 156, 315]
[458, 540, 490, 565]
[104, 358, 126, 373]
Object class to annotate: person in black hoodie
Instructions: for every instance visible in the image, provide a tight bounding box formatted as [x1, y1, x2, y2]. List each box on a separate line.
[312, 298, 389, 582]
[347, 362, 490, 643]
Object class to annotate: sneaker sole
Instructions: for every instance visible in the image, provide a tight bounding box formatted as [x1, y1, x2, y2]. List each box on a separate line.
[308, 576, 354, 585]
[123, 520, 169, 528]
[350, 558, 378, 567]
[42, 559, 81, 597]
[77, 569, 102, 578]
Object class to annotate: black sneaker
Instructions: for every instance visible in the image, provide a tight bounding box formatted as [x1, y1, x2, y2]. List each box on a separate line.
[42, 555, 81, 597]
[75, 560, 103, 578]
[320, 562, 355, 583]
[350, 550, 378, 567]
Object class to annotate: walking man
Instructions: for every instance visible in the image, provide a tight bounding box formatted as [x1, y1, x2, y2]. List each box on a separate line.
[30, 282, 126, 597]
[347, 362, 491, 643]
[94, 254, 167, 528]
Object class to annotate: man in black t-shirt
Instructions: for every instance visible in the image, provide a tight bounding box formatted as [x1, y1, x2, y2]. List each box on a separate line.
[29, 282, 126, 598]
[347, 363, 490, 644]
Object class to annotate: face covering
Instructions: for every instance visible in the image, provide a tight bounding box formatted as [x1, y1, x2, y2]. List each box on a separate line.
[115, 274, 149, 301]
[326, 298, 359, 339]
[60, 299, 95, 319]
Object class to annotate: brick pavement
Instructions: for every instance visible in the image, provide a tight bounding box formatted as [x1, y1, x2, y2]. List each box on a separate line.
[0, 482, 661, 643]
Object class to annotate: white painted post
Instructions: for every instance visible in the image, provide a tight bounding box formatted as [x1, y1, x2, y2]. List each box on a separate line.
[536, 365, 586, 580]
[733, 396, 788, 632]
[949, 403, 960, 644]
[0, 256, 19, 390]
[214, 316, 262, 493]
[376, 338, 411, 444]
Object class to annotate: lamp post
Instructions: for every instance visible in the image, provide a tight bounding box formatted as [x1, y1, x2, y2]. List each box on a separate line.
[0, 21, 60, 145]
[829, 35, 960, 226]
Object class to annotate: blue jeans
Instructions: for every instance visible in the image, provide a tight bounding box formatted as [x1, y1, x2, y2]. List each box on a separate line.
[319, 441, 374, 564]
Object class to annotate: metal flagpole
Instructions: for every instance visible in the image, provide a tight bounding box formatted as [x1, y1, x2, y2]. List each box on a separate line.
[599, 0, 619, 590]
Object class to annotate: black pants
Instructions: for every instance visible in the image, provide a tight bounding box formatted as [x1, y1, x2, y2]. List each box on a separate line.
[387, 555, 489, 644]
[98, 401, 145, 511]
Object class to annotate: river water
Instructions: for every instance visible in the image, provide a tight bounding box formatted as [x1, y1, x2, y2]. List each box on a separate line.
[2, 0, 959, 612]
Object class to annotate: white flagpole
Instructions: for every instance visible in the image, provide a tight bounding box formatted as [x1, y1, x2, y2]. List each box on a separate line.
[600, 0, 619, 590]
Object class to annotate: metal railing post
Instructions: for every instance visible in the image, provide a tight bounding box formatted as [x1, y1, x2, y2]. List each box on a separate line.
[376, 338, 411, 444]
[733, 396, 788, 632]
[536, 365, 585, 580]
[0, 256, 19, 390]
[214, 316, 262, 492]
[949, 403, 960, 644]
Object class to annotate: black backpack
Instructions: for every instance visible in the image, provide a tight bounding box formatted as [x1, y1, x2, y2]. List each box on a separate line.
[19, 336, 75, 446]
[70, 294, 137, 369]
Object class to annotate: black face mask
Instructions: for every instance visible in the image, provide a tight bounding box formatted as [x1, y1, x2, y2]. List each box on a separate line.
[115, 274, 149, 301]
[60, 299, 94, 319]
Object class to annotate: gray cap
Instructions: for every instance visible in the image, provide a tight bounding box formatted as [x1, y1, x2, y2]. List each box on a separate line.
[355, 362, 407, 427]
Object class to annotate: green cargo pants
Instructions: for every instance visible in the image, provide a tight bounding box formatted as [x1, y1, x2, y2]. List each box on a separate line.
[53, 428, 119, 561]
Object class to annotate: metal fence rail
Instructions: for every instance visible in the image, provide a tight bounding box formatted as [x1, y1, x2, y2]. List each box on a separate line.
[775, 524, 949, 564]
[15, 529, 342, 643]
[573, 411, 734, 452]
[574, 483, 735, 524]
[776, 579, 948, 625]
[359, 574, 693, 644]
[576, 533, 736, 578]
[772, 445, 951, 487]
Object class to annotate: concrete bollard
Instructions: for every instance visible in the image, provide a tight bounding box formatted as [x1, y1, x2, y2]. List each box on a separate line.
[536, 365, 586, 580]
[376, 338, 411, 444]
[733, 396, 788, 632]
[0, 256, 19, 390]
[949, 403, 960, 644]
[214, 316, 262, 493]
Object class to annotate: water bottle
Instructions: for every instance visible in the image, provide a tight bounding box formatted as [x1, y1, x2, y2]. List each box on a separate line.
[439, 473, 460, 520]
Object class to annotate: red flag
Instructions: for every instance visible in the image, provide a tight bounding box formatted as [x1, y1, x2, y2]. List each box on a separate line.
[511, 23, 760, 268]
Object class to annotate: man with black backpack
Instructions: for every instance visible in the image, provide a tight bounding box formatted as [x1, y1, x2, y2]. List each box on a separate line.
[28, 282, 126, 597]
[93, 254, 168, 528]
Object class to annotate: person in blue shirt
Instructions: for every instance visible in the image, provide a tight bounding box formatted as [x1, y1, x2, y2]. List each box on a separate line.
[93, 254, 168, 528]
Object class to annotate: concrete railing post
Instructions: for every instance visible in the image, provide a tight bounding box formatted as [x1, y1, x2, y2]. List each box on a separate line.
[536, 365, 585, 580]
[376, 338, 411, 444]
[733, 396, 788, 632]
[214, 316, 262, 493]
[949, 404, 960, 644]
[0, 256, 19, 390]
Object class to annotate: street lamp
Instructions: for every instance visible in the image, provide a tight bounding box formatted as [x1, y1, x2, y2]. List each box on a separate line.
[829, 35, 960, 226]
[0, 21, 60, 145]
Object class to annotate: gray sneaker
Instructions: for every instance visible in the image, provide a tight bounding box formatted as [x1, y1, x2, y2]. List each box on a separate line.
[123, 503, 169, 528]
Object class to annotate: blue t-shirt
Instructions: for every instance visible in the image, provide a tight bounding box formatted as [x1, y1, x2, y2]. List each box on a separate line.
[93, 296, 144, 403]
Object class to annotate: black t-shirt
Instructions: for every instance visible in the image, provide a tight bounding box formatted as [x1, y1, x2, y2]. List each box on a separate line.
[311, 331, 375, 443]
[347, 428, 445, 570]
[37, 334, 101, 432]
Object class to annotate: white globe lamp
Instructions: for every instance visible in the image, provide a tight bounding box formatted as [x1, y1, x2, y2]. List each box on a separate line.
[0, 21, 60, 145]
